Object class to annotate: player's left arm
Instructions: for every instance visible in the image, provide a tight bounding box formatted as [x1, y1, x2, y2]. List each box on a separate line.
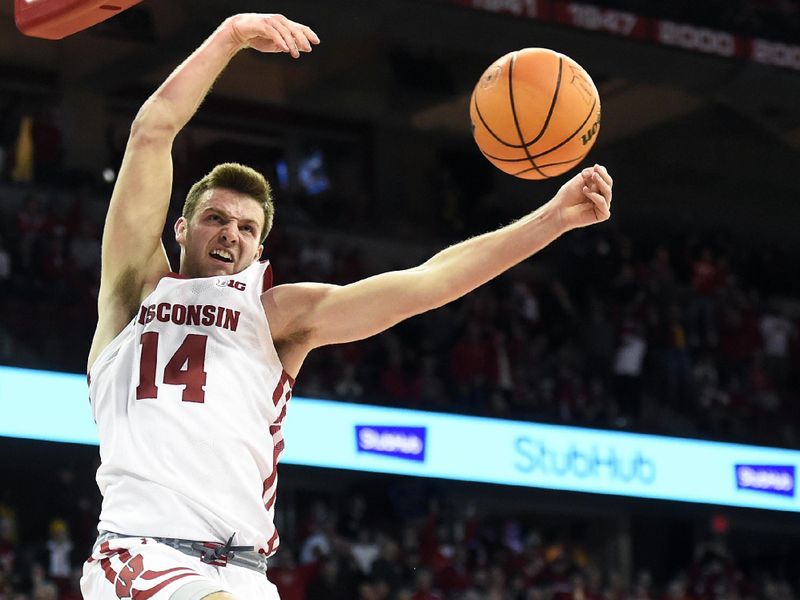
[266, 165, 612, 357]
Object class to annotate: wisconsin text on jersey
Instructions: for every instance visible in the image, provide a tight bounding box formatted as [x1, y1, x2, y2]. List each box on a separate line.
[138, 303, 242, 332]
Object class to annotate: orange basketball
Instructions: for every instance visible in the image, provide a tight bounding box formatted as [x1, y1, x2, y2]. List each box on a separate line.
[470, 48, 601, 180]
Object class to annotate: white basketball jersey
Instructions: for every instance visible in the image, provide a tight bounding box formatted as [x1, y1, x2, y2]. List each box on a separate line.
[88, 260, 292, 556]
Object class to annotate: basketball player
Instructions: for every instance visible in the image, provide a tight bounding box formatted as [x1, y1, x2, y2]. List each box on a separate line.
[80, 12, 613, 600]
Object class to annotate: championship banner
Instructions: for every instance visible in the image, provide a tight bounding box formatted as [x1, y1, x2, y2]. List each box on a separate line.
[2, 366, 799, 512]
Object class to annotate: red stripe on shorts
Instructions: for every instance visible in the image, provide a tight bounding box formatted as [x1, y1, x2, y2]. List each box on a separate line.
[100, 557, 116, 583]
[140, 566, 198, 581]
[134, 572, 198, 600]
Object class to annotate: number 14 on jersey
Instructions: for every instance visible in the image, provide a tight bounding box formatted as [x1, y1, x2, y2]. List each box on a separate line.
[136, 332, 209, 403]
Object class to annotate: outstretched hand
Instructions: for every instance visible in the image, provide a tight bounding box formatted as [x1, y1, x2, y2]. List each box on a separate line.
[226, 13, 320, 58]
[551, 164, 613, 232]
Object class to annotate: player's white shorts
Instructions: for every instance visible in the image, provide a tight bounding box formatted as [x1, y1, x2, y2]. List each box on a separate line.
[81, 535, 280, 599]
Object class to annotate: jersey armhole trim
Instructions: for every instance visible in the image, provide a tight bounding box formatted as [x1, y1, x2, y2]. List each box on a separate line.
[87, 316, 135, 391]
[259, 259, 273, 293]
[252, 260, 293, 384]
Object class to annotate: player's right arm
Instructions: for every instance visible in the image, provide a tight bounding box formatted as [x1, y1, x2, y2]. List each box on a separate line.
[88, 14, 320, 370]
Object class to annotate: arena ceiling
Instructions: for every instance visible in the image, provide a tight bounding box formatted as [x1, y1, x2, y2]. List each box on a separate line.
[2, 0, 799, 151]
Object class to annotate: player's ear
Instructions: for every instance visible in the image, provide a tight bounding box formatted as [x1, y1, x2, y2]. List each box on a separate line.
[175, 216, 188, 247]
[255, 244, 263, 261]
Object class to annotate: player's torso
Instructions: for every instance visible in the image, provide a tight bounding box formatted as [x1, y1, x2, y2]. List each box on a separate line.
[88, 261, 292, 554]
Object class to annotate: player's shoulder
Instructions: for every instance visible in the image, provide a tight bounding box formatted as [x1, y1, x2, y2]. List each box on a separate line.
[261, 281, 332, 332]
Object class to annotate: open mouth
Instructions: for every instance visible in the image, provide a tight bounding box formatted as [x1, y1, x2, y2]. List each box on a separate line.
[209, 250, 234, 264]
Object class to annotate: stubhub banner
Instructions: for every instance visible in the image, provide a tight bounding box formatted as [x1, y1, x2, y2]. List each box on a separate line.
[2, 366, 800, 512]
[283, 402, 799, 512]
[735, 465, 795, 497]
[356, 425, 426, 462]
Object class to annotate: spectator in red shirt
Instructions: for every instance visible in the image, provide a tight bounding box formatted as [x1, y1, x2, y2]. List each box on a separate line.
[718, 305, 761, 385]
[689, 248, 723, 347]
[268, 550, 318, 600]
[0, 506, 16, 576]
[380, 349, 417, 403]
[16, 194, 47, 274]
[435, 546, 473, 594]
[450, 319, 498, 385]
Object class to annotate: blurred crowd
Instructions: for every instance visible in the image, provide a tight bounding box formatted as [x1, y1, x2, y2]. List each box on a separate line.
[288, 222, 800, 449]
[1, 7, 799, 453]
[266, 496, 797, 600]
[2, 5, 799, 600]
[2, 177, 800, 449]
[0, 469, 797, 600]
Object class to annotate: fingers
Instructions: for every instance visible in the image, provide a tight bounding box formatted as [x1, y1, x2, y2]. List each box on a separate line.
[581, 164, 613, 209]
[237, 14, 320, 57]
[591, 164, 612, 208]
[582, 165, 611, 190]
[594, 164, 612, 188]
[592, 171, 612, 200]
[270, 15, 319, 58]
[580, 167, 593, 189]
[581, 187, 611, 221]
[261, 21, 293, 54]
[289, 27, 312, 56]
[299, 24, 321, 46]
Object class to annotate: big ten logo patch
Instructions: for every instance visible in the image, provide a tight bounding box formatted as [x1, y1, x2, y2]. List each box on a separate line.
[216, 279, 247, 291]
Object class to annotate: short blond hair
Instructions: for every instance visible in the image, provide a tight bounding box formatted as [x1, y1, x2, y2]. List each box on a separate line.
[183, 163, 274, 243]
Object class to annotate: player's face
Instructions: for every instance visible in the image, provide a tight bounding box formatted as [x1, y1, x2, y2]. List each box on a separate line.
[175, 188, 265, 278]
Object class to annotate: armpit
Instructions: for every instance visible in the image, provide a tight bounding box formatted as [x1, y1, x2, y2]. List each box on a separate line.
[112, 265, 145, 319]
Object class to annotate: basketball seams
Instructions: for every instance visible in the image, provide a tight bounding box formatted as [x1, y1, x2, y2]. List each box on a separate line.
[479, 100, 597, 164]
[508, 52, 548, 179]
[472, 93, 512, 147]
[525, 55, 563, 148]
[471, 48, 600, 179]
[530, 100, 597, 160]
[512, 151, 589, 177]
[471, 53, 560, 151]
